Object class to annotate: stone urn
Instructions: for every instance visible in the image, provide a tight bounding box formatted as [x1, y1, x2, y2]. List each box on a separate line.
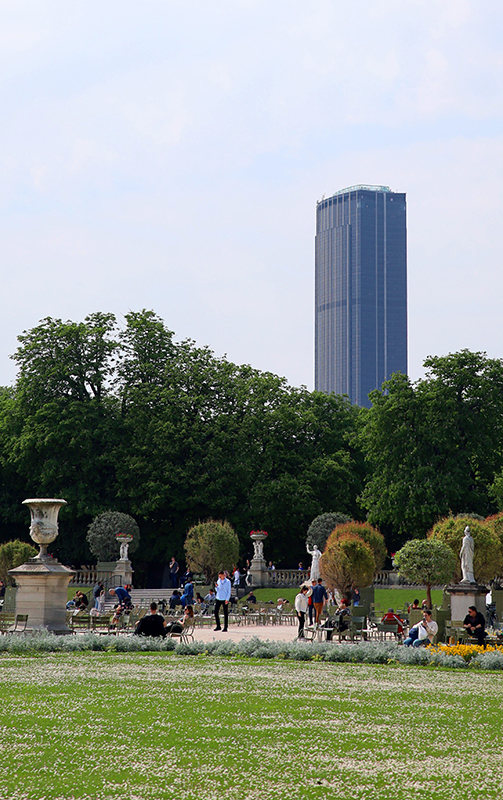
[22, 498, 67, 559]
[8, 498, 75, 634]
[116, 533, 133, 561]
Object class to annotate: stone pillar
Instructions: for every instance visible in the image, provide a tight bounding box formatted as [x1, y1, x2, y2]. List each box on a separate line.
[9, 499, 74, 634]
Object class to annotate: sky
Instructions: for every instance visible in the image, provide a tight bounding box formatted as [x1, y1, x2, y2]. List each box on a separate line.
[1, 0, 503, 390]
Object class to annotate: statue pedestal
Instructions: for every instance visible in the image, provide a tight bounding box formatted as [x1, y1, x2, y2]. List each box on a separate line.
[112, 559, 133, 587]
[446, 583, 488, 621]
[248, 558, 270, 588]
[9, 556, 75, 634]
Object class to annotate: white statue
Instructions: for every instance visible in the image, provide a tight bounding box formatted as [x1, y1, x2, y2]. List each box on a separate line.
[306, 543, 321, 582]
[460, 526, 475, 584]
[119, 540, 129, 561]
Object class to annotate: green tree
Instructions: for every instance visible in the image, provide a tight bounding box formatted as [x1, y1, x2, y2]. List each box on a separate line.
[359, 351, 503, 543]
[184, 520, 239, 582]
[86, 512, 140, 563]
[0, 540, 37, 585]
[306, 512, 352, 551]
[393, 539, 457, 609]
[428, 516, 503, 584]
[320, 531, 375, 601]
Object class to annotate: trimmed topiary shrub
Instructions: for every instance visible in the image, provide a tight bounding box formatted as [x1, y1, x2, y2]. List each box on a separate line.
[306, 512, 352, 551]
[184, 519, 239, 583]
[0, 540, 38, 585]
[86, 511, 140, 562]
[332, 521, 387, 571]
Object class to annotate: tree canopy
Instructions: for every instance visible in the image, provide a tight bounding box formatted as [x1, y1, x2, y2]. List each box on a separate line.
[320, 531, 375, 600]
[359, 351, 503, 544]
[393, 539, 457, 609]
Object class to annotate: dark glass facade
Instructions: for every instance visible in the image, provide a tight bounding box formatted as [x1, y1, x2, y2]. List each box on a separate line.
[315, 185, 407, 407]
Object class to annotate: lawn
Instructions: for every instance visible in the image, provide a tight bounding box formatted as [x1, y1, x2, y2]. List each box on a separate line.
[253, 586, 444, 610]
[0, 653, 502, 800]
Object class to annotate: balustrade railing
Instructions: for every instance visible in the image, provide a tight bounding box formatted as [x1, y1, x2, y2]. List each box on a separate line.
[269, 569, 309, 587]
[69, 569, 114, 586]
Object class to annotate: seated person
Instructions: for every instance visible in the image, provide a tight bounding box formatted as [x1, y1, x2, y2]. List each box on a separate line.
[169, 590, 183, 609]
[463, 605, 487, 647]
[165, 605, 194, 634]
[381, 608, 405, 636]
[404, 609, 438, 647]
[244, 591, 257, 605]
[408, 598, 420, 611]
[134, 602, 167, 638]
[204, 589, 216, 606]
[335, 599, 351, 632]
[180, 580, 194, 608]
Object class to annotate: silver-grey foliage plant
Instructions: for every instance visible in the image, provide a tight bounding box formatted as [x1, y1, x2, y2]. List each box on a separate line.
[86, 511, 140, 562]
[306, 512, 352, 550]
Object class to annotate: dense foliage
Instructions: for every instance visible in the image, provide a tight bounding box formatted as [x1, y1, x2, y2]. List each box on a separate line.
[393, 538, 457, 609]
[0, 540, 37, 584]
[184, 519, 240, 581]
[86, 511, 140, 562]
[305, 512, 352, 550]
[427, 516, 503, 584]
[359, 351, 503, 546]
[2, 311, 503, 583]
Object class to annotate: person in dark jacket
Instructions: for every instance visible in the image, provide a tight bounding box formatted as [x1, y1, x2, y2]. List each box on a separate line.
[463, 606, 487, 647]
[134, 602, 166, 638]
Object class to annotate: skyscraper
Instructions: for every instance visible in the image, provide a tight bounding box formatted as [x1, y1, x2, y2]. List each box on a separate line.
[315, 184, 407, 407]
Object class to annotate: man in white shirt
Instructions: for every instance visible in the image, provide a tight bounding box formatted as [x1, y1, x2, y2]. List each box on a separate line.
[403, 609, 438, 647]
[214, 570, 231, 632]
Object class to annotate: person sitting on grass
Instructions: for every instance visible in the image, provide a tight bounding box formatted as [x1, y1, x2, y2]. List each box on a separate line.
[134, 602, 167, 638]
[381, 608, 405, 637]
[165, 605, 194, 635]
[463, 605, 487, 648]
[403, 609, 438, 647]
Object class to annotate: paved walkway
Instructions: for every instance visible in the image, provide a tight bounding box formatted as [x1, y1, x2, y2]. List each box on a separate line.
[192, 623, 302, 644]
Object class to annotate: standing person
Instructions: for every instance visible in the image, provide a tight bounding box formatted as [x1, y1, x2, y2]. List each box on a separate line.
[169, 557, 179, 589]
[312, 578, 328, 624]
[463, 605, 487, 647]
[180, 579, 194, 608]
[214, 570, 231, 632]
[109, 586, 132, 606]
[295, 586, 309, 640]
[233, 566, 241, 588]
[308, 580, 316, 624]
[92, 581, 103, 610]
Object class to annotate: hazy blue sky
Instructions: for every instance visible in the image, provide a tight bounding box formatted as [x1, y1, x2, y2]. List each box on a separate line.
[1, 0, 503, 389]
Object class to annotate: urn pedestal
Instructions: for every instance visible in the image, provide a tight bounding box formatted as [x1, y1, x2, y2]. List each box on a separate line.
[8, 499, 75, 634]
